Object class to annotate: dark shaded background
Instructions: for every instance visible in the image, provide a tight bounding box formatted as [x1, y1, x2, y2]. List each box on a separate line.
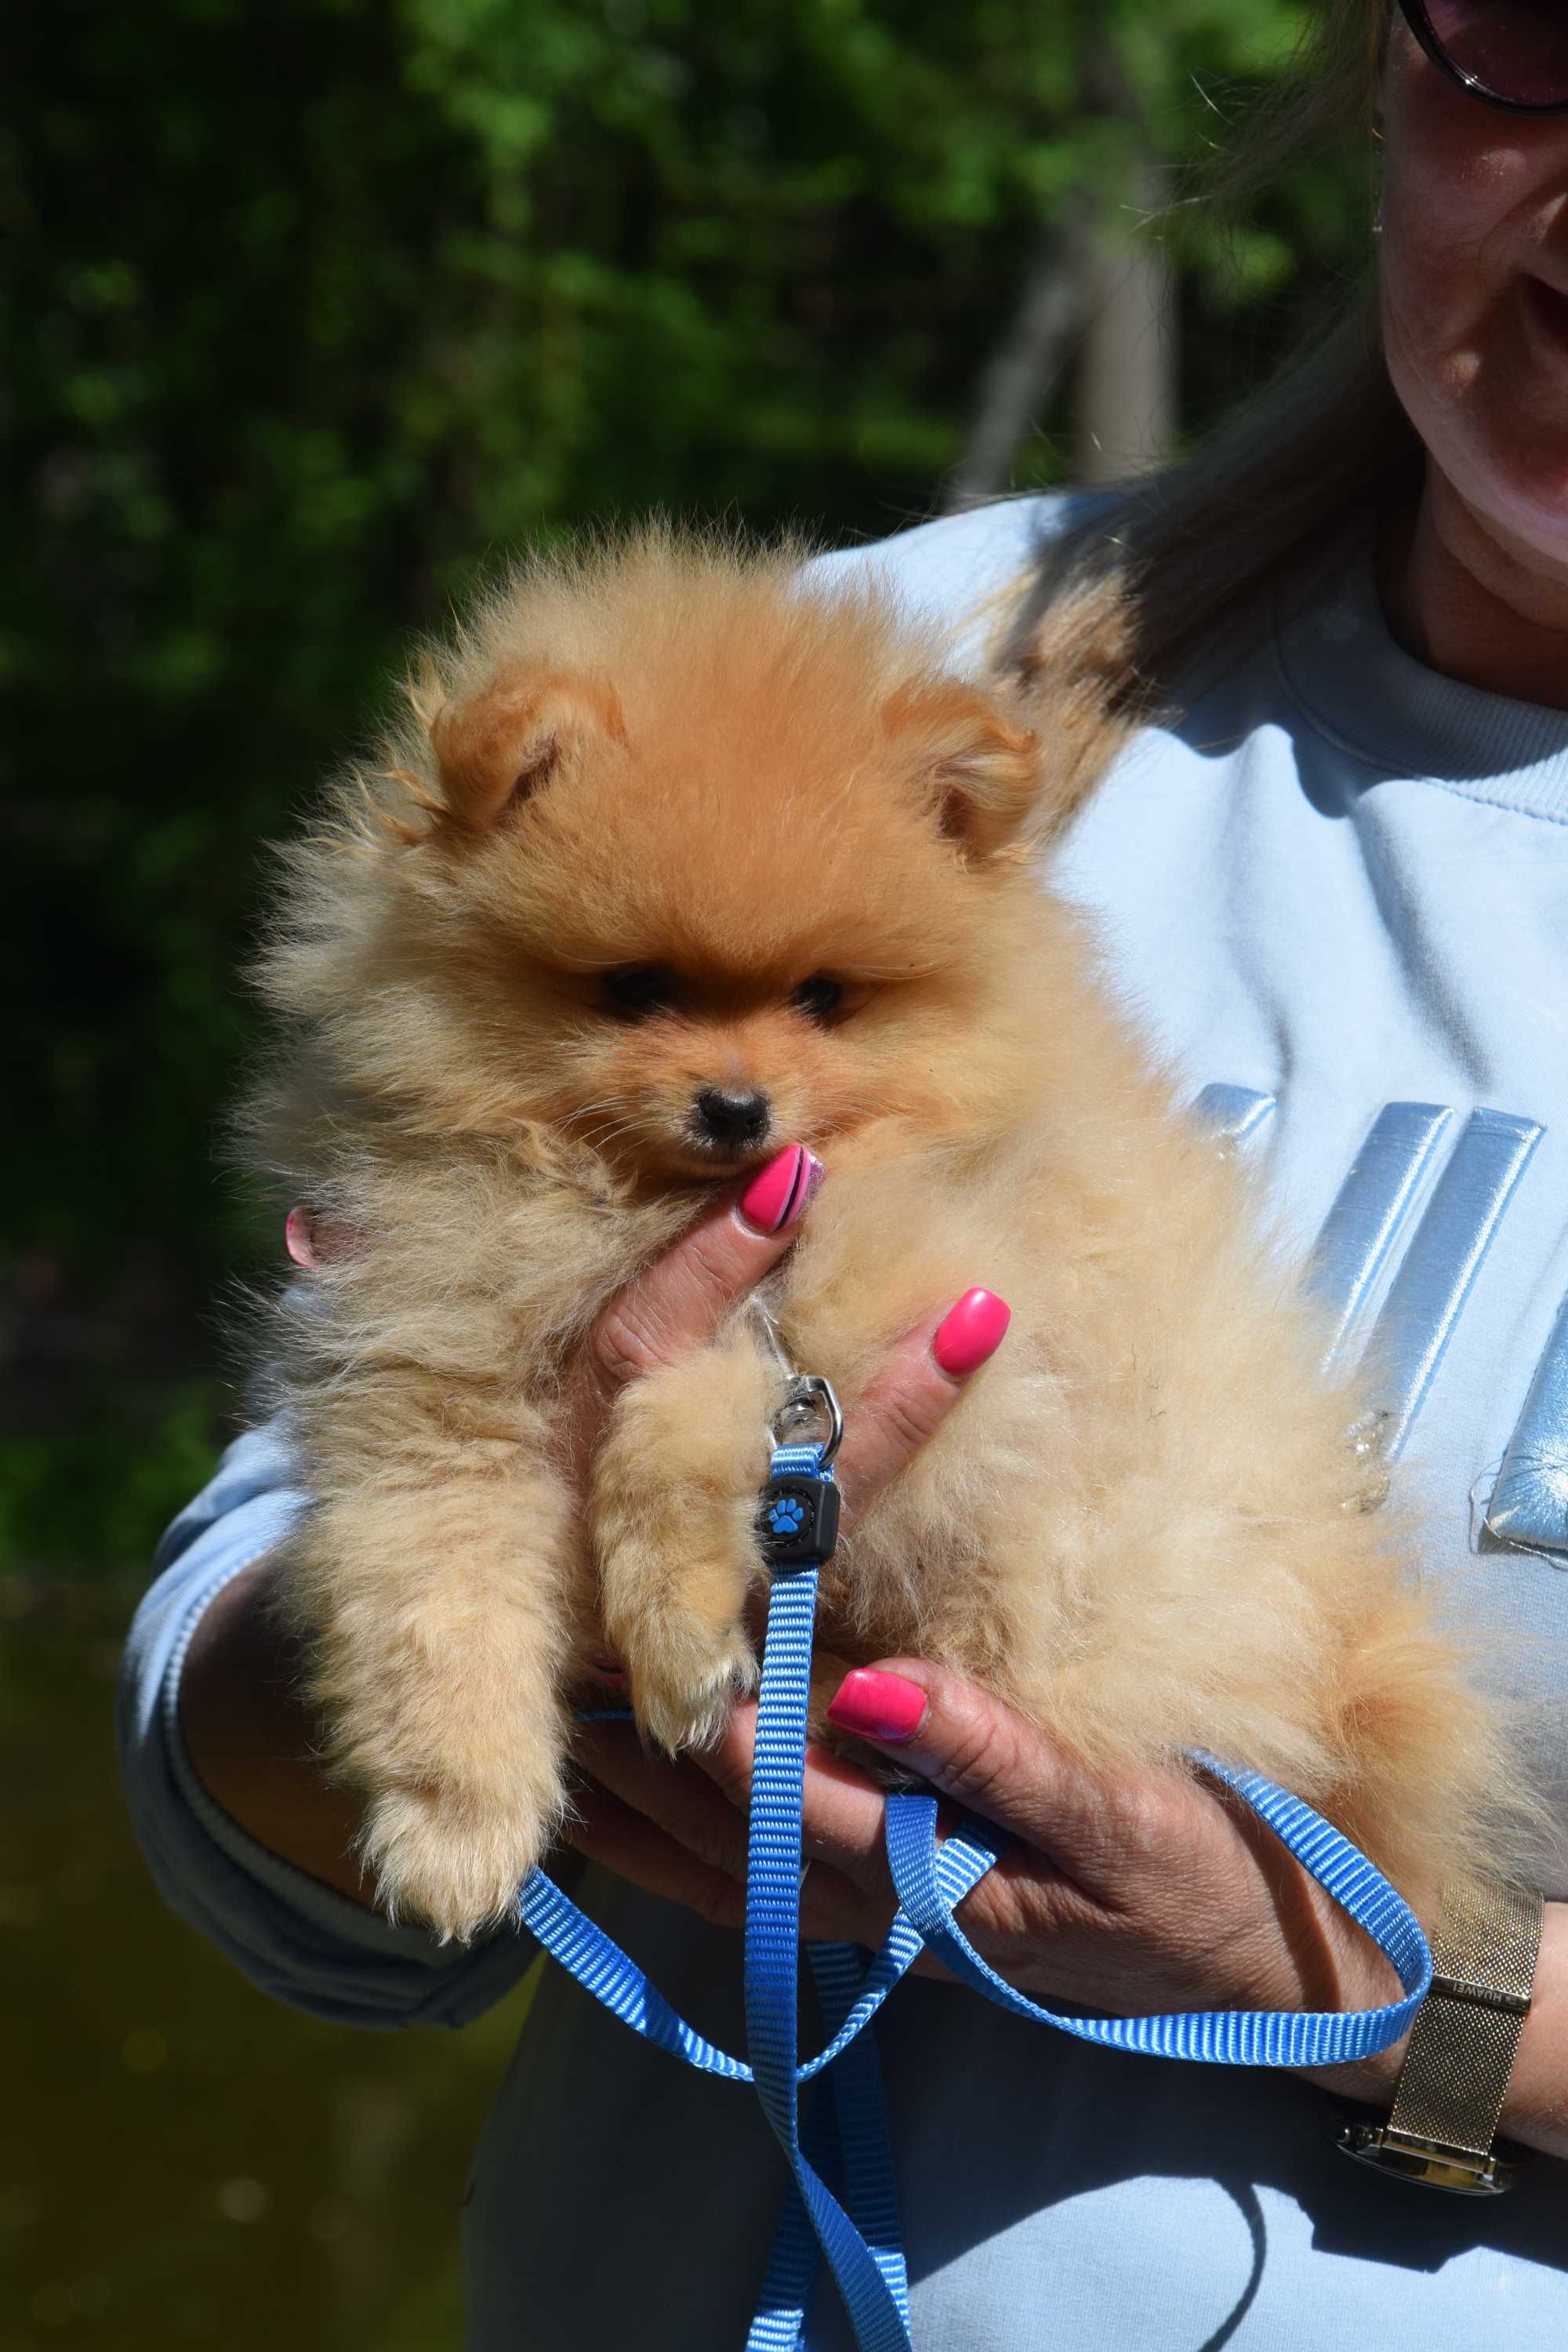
[5, 2, 1367, 2342]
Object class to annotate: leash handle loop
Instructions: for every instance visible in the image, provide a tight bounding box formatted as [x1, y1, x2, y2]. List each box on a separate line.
[884, 1776, 1431, 2068]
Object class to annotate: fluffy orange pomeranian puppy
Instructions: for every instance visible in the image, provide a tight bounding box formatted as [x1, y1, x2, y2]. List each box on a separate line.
[245, 525, 1523, 1940]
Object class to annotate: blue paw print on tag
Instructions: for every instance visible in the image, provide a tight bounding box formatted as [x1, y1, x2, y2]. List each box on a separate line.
[768, 1494, 806, 1538]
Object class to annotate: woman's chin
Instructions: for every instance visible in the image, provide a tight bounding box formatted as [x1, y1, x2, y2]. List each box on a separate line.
[1471, 329, 1568, 554]
[1486, 452, 1568, 568]
[1398, 325, 1568, 570]
[1432, 405, 1568, 575]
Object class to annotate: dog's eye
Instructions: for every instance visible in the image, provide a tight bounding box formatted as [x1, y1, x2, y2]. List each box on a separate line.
[601, 965, 677, 1020]
[789, 975, 844, 1024]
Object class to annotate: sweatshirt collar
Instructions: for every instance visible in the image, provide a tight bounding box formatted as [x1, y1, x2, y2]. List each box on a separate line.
[1272, 535, 1568, 820]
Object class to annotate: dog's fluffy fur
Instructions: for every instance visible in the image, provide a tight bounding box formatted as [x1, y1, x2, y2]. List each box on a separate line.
[246, 526, 1523, 1939]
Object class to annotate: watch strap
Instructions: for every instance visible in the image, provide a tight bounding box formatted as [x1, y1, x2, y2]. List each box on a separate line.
[1338, 1881, 1542, 2194]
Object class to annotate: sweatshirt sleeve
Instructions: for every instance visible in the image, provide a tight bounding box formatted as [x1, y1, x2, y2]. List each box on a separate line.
[116, 1423, 535, 2030]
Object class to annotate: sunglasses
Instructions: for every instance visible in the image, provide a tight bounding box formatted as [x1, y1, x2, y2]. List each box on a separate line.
[1397, 0, 1568, 114]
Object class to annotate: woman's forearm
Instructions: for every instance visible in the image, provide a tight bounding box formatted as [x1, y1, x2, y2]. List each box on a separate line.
[178, 1557, 378, 1906]
[1498, 1902, 1568, 2158]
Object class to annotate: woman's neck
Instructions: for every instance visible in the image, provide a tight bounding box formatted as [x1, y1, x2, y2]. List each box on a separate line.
[1382, 468, 1568, 711]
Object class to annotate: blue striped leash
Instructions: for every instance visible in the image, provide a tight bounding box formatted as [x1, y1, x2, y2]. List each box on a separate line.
[523, 1388, 1433, 2352]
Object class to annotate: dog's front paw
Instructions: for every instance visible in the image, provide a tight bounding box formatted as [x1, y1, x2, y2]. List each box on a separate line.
[361, 1784, 557, 1944]
[626, 1613, 759, 1755]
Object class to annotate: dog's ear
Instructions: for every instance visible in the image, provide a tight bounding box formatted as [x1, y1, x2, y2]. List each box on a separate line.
[428, 667, 627, 831]
[881, 679, 1041, 862]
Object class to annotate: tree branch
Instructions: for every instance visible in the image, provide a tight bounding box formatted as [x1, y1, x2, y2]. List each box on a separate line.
[942, 202, 1092, 513]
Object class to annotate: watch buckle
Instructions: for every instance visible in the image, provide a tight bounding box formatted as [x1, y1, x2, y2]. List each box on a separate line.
[1334, 2120, 1524, 2195]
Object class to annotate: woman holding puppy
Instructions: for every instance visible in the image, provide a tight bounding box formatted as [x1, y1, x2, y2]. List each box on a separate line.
[122, 0, 1568, 2342]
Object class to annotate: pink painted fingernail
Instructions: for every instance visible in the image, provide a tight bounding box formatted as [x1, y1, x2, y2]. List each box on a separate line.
[285, 1206, 318, 1269]
[738, 1145, 823, 1235]
[826, 1668, 928, 1744]
[931, 1288, 1011, 1379]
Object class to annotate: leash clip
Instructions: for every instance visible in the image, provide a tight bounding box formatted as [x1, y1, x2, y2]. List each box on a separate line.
[759, 1374, 844, 1571]
[771, 1373, 844, 1468]
[750, 1300, 844, 1467]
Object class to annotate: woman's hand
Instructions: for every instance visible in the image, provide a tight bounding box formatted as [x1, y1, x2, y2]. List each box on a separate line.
[552, 1144, 826, 1506]
[572, 1668, 1408, 2084]
[577, 1657, 1568, 2158]
[552, 1142, 1008, 1523]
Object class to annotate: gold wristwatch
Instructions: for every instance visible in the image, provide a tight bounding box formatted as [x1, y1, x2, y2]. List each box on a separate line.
[1336, 1882, 1543, 2194]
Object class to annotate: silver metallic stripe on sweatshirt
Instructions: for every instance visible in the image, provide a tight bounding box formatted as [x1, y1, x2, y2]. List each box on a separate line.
[1307, 1102, 1454, 1369]
[1196, 1085, 1550, 1492]
[1191, 1083, 1277, 1148]
[1356, 1108, 1544, 1463]
[1485, 1287, 1568, 1554]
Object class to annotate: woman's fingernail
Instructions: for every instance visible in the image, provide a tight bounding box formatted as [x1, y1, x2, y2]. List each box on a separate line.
[738, 1145, 823, 1235]
[931, 1287, 1011, 1379]
[285, 1206, 318, 1269]
[826, 1668, 928, 1744]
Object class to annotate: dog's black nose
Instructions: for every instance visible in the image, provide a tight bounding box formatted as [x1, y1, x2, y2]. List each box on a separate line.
[693, 1087, 771, 1152]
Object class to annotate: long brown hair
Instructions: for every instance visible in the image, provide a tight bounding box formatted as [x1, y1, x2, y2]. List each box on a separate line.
[1007, 0, 1421, 725]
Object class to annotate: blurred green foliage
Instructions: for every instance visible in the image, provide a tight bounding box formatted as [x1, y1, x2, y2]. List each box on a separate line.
[5, 5, 1371, 2344]
[1, 1577, 541, 2348]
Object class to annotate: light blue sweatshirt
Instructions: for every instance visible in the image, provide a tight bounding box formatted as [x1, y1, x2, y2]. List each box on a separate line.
[119, 495, 1568, 2347]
